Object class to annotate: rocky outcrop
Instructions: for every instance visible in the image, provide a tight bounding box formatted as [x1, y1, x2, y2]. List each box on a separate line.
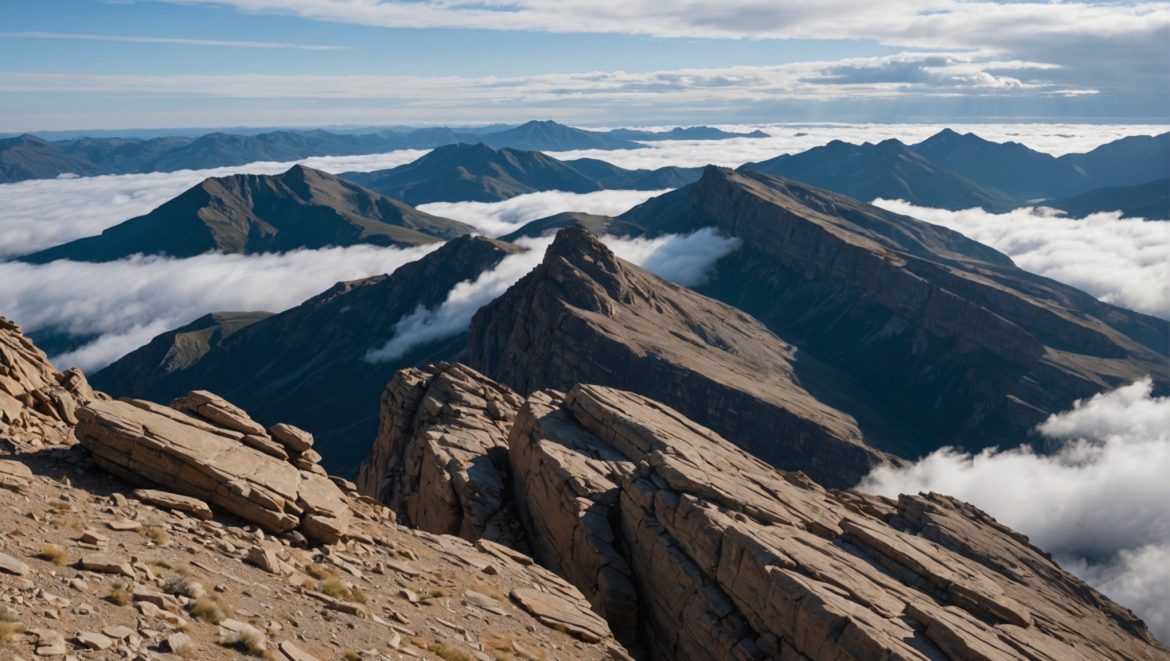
[357, 363, 526, 547]
[505, 383, 1166, 660]
[0, 316, 96, 448]
[469, 226, 895, 488]
[76, 391, 349, 543]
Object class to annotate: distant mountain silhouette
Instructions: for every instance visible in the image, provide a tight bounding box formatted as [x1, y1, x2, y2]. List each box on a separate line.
[1046, 178, 1169, 219]
[745, 130, 1170, 210]
[22, 165, 474, 263]
[344, 143, 701, 205]
[0, 121, 743, 183]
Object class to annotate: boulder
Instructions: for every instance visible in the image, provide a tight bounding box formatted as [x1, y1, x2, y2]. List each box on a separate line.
[134, 488, 213, 520]
[76, 395, 351, 543]
[356, 363, 525, 547]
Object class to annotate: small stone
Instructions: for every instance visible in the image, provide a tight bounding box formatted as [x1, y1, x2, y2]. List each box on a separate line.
[79, 553, 133, 577]
[247, 545, 282, 575]
[164, 632, 194, 654]
[0, 551, 31, 576]
[278, 639, 321, 661]
[75, 631, 113, 650]
[133, 489, 213, 520]
[101, 625, 134, 640]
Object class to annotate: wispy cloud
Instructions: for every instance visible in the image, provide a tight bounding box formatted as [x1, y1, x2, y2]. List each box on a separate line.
[859, 378, 1170, 642]
[0, 244, 439, 372]
[418, 189, 672, 237]
[0, 30, 348, 51]
[0, 51, 1100, 104]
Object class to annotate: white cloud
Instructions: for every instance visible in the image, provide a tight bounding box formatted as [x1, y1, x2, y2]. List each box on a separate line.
[872, 200, 1170, 320]
[0, 244, 438, 372]
[550, 122, 1169, 169]
[417, 189, 672, 237]
[365, 228, 740, 361]
[0, 149, 427, 257]
[159, 1, 1170, 45]
[0, 31, 347, 50]
[858, 378, 1170, 642]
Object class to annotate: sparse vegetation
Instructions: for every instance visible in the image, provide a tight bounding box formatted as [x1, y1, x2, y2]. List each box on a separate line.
[36, 544, 68, 565]
[426, 640, 475, 661]
[220, 626, 267, 657]
[143, 523, 171, 546]
[0, 622, 25, 646]
[106, 583, 133, 606]
[189, 595, 233, 624]
[342, 651, 361, 661]
[319, 576, 367, 604]
[428, 588, 448, 599]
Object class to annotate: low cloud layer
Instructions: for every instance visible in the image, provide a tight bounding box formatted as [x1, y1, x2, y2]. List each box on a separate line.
[548, 122, 1168, 169]
[366, 229, 740, 361]
[859, 378, 1170, 642]
[417, 189, 671, 237]
[0, 244, 437, 372]
[873, 200, 1170, 319]
[0, 149, 426, 257]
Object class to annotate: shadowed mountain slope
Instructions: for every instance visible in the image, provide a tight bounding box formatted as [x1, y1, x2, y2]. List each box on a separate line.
[23, 165, 474, 263]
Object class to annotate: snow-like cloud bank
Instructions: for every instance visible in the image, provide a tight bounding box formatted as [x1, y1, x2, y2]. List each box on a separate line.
[366, 228, 740, 361]
[417, 189, 672, 237]
[0, 244, 438, 372]
[0, 149, 427, 257]
[549, 122, 1169, 170]
[873, 200, 1170, 320]
[859, 378, 1170, 642]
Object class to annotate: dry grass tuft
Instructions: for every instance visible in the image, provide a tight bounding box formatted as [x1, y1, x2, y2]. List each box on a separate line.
[36, 544, 68, 565]
[189, 595, 233, 624]
[0, 621, 25, 646]
[106, 583, 132, 606]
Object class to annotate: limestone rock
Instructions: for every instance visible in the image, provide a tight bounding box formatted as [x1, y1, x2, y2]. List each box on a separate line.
[270, 423, 314, 454]
[499, 383, 1166, 660]
[76, 395, 351, 543]
[0, 551, 31, 576]
[510, 587, 611, 643]
[133, 488, 213, 520]
[0, 460, 33, 493]
[357, 363, 525, 547]
[0, 316, 96, 448]
[79, 553, 133, 577]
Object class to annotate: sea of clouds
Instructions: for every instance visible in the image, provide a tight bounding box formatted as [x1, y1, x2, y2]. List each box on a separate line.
[549, 122, 1170, 170]
[874, 200, 1170, 319]
[860, 378, 1170, 641]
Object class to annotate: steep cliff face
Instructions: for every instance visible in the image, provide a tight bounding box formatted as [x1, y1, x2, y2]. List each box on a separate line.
[467, 226, 895, 488]
[509, 384, 1150, 660]
[617, 167, 1170, 454]
[0, 316, 97, 448]
[360, 364, 1167, 660]
[356, 362, 526, 547]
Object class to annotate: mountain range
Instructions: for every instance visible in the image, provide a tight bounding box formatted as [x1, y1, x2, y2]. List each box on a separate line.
[343, 143, 702, 204]
[21, 165, 474, 263]
[747, 128, 1170, 212]
[0, 120, 766, 183]
[94, 168, 1170, 482]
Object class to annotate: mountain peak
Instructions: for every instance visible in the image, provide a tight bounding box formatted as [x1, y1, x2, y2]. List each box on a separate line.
[539, 226, 628, 307]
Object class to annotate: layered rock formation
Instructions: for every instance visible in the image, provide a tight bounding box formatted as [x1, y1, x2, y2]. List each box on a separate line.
[469, 226, 895, 488]
[362, 364, 1168, 660]
[356, 363, 526, 547]
[0, 316, 627, 659]
[77, 390, 350, 543]
[0, 316, 96, 447]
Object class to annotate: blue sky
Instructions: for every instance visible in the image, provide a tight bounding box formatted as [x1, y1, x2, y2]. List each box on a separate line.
[1, 0, 1167, 131]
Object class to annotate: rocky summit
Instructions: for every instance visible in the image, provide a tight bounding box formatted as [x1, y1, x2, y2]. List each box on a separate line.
[0, 315, 628, 660]
[468, 225, 897, 488]
[359, 361, 1167, 660]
